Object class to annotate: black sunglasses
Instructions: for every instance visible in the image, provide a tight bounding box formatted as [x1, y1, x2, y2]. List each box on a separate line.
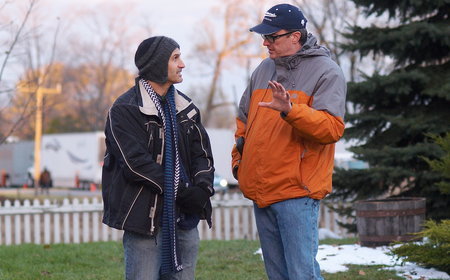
[261, 31, 295, 43]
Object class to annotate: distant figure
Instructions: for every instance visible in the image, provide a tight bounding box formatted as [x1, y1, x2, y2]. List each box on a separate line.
[4, 172, 10, 187]
[74, 172, 80, 188]
[1, 169, 6, 187]
[27, 171, 35, 189]
[39, 168, 52, 195]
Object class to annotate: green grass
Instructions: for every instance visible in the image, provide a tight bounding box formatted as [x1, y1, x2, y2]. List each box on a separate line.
[323, 264, 404, 280]
[319, 237, 358, 245]
[0, 242, 123, 280]
[0, 239, 425, 280]
[197, 240, 266, 280]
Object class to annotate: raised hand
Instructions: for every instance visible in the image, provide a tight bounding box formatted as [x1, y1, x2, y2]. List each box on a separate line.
[258, 80, 292, 115]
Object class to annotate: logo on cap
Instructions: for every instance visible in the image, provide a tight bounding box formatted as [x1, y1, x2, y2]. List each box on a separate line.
[264, 12, 276, 21]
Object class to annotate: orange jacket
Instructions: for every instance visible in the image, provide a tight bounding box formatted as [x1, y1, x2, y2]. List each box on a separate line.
[232, 36, 346, 208]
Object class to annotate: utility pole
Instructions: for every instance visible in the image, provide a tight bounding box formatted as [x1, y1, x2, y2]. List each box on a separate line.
[18, 79, 61, 193]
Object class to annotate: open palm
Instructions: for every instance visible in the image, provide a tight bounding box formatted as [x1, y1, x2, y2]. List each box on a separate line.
[258, 80, 292, 114]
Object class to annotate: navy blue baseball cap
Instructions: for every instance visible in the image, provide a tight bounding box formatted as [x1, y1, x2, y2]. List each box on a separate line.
[250, 4, 307, 35]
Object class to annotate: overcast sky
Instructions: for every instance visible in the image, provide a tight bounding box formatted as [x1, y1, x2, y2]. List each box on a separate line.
[34, 0, 273, 93]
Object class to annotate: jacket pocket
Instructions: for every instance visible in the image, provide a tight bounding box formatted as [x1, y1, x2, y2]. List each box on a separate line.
[122, 186, 159, 236]
[299, 140, 326, 192]
[146, 121, 163, 164]
[295, 146, 305, 187]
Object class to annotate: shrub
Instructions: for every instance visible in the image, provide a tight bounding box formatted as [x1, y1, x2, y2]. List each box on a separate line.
[391, 219, 450, 273]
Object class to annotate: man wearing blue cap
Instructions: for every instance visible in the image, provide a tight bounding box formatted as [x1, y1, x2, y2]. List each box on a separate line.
[232, 4, 347, 280]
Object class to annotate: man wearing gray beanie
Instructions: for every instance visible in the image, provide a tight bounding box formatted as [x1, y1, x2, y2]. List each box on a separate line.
[102, 36, 215, 279]
[135, 36, 179, 84]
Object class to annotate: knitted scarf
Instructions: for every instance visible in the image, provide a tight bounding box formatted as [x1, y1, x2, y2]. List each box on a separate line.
[141, 79, 183, 275]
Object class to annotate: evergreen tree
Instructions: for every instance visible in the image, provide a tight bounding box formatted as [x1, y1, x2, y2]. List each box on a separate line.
[332, 0, 450, 222]
[423, 133, 450, 195]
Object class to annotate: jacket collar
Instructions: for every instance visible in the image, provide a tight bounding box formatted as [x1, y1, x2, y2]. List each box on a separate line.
[137, 79, 192, 116]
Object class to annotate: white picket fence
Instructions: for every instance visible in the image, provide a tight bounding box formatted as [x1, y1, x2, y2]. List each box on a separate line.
[0, 193, 352, 245]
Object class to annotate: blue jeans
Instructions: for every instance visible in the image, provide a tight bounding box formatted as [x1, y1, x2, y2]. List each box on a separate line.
[123, 227, 199, 280]
[254, 197, 323, 280]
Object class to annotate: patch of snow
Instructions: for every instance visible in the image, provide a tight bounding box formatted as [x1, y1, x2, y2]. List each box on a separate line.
[254, 244, 450, 279]
[254, 248, 263, 260]
[317, 244, 396, 273]
[386, 264, 450, 280]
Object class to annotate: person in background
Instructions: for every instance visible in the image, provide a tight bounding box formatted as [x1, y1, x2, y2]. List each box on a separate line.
[1, 169, 7, 187]
[231, 4, 347, 280]
[27, 171, 35, 189]
[102, 36, 215, 280]
[39, 168, 52, 195]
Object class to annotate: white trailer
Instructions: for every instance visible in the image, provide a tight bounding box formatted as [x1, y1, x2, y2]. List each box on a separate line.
[206, 128, 238, 186]
[40, 129, 238, 189]
[40, 132, 105, 188]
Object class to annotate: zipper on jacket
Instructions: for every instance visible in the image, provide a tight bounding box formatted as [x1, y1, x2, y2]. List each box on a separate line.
[160, 127, 165, 164]
[121, 186, 143, 230]
[192, 123, 213, 177]
[146, 120, 158, 148]
[148, 132, 153, 148]
[301, 148, 307, 159]
[303, 185, 311, 193]
[299, 147, 307, 192]
[149, 195, 158, 236]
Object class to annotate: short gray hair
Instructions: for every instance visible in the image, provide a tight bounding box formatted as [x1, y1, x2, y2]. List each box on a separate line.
[288, 29, 308, 45]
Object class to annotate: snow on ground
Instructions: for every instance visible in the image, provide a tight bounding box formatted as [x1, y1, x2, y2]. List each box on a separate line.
[316, 244, 449, 279]
[254, 230, 450, 280]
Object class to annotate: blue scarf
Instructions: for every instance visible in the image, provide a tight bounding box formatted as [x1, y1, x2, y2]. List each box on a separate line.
[141, 79, 183, 275]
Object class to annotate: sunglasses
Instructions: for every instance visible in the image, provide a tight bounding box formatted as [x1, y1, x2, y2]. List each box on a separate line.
[261, 31, 295, 43]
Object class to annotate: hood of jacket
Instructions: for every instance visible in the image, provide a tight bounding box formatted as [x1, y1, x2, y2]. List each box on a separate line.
[273, 33, 332, 71]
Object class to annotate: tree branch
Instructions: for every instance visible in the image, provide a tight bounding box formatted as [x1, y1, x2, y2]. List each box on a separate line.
[0, 0, 37, 84]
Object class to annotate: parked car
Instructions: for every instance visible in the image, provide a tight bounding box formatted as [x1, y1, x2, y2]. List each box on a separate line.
[213, 174, 228, 193]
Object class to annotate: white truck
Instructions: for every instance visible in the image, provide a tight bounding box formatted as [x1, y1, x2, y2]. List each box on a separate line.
[40, 131, 106, 188]
[40, 129, 238, 189]
[206, 128, 238, 188]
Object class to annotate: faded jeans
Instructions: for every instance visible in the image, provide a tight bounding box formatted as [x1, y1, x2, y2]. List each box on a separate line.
[254, 197, 323, 280]
[123, 227, 199, 280]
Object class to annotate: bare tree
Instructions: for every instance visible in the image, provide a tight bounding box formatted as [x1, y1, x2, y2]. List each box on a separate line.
[0, 0, 36, 85]
[292, 0, 393, 82]
[0, 0, 63, 143]
[59, 63, 134, 132]
[2, 2, 148, 139]
[291, 0, 362, 81]
[0, 0, 37, 143]
[59, 3, 144, 131]
[190, 0, 270, 128]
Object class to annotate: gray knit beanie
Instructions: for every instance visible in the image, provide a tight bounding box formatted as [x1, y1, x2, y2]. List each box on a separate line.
[134, 36, 180, 84]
